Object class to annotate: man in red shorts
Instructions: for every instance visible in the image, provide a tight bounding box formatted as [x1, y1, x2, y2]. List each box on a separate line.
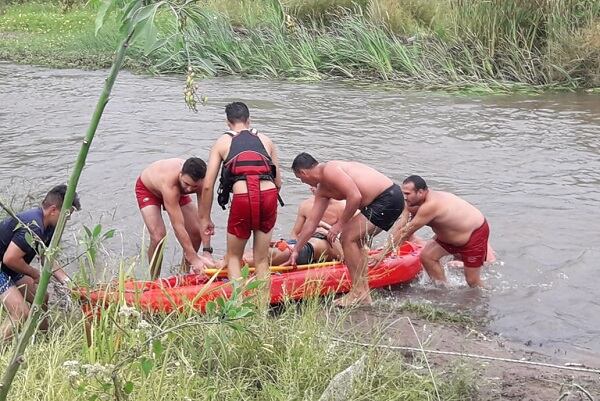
[136, 158, 213, 279]
[381, 175, 490, 287]
[199, 102, 282, 288]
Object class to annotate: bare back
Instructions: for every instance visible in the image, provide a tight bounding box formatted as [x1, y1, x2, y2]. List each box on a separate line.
[140, 158, 186, 198]
[424, 191, 485, 245]
[317, 161, 393, 207]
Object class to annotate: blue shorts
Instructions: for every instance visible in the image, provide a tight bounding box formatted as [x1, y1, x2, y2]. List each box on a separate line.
[0, 269, 25, 295]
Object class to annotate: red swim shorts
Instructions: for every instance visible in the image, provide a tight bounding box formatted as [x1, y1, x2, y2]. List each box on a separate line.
[135, 177, 192, 209]
[227, 188, 278, 240]
[435, 220, 490, 268]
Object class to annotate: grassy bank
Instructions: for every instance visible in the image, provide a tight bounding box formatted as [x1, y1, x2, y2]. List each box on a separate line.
[1, 0, 599, 89]
[0, 296, 476, 400]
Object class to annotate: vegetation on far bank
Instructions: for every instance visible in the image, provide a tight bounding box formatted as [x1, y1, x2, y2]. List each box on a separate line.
[0, 0, 599, 90]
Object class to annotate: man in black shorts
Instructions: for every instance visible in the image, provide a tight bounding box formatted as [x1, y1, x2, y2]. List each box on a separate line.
[286, 153, 404, 306]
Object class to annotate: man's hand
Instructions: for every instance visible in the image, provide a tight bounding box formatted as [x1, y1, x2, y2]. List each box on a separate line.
[200, 218, 215, 237]
[367, 250, 385, 268]
[327, 222, 343, 245]
[190, 255, 208, 278]
[30, 269, 41, 284]
[282, 250, 298, 267]
[200, 253, 216, 268]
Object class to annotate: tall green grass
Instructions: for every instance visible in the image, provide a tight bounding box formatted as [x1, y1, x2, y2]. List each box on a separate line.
[0, 295, 477, 400]
[1, 0, 599, 88]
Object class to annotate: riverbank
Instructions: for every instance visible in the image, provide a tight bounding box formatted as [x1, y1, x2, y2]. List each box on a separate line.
[2, 289, 599, 401]
[1, 0, 599, 90]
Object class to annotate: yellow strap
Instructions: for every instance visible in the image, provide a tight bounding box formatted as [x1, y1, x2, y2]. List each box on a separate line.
[203, 260, 341, 276]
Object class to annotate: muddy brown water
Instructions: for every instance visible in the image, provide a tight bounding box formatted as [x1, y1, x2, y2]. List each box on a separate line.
[1, 62, 599, 364]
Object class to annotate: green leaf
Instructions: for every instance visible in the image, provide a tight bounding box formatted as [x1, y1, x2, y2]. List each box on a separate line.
[123, 381, 134, 395]
[227, 321, 243, 331]
[95, 0, 114, 36]
[140, 357, 154, 377]
[216, 296, 225, 309]
[241, 265, 250, 279]
[83, 226, 92, 238]
[102, 229, 116, 240]
[92, 224, 102, 238]
[245, 280, 262, 291]
[205, 301, 216, 315]
[145, 37, 169, 56]
[152, 339, 163, 357]
[24, 232, 34, 248]
[87, 395, 98, 401]
[234, 308, 254, 319]
[131, 3, 161, 25]
[129, 17, 150, 46]
[143, 19, 158, 55]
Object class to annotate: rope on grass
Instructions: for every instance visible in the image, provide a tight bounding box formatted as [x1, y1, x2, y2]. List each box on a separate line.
[330, 337, 600, 375]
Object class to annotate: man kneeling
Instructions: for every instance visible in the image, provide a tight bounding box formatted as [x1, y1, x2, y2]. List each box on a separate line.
[0, 185, 79, 340]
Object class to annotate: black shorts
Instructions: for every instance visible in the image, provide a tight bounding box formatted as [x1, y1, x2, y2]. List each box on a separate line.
[360, 183, 404, 231]
[296, 242, 314, 265]
[295, 232, 329, 265]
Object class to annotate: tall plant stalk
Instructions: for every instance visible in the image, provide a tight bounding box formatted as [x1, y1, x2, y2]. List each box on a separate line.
[0, 27, 136, 401]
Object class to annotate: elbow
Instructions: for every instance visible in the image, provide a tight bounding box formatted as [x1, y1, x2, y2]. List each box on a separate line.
[3, 254, 18, 269]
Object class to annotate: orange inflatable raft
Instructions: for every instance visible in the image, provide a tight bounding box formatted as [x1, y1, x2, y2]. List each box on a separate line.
[78, 242, 422, 314]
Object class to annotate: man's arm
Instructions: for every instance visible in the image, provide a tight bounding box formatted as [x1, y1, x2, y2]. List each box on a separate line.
[288, 195, 330, 263]
[196, 192, 212, 250]
[324, 166, 362, 227]
[391, 203, 435, 249]
[290, 202, 308, 239]
[163, 189, 199, 264]
[269, 139, 283, 189]
[51, 263, 71, 285]
[2, 242, 40, 281]
[321, 166, 362, 244]
[198, 138, 225, 234]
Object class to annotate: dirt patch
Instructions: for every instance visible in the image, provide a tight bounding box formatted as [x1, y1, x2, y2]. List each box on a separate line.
[333, 308, 600, 401]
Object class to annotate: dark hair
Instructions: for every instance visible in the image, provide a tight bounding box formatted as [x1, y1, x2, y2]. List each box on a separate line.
[403, 175, 428, 191]
[42, 184, 81, 211]
[291, 152, 319, 172]
[182, 157, 207, 181]
[225, 102, 250, 124]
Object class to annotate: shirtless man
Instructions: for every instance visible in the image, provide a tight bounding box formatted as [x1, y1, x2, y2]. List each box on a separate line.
[385, 175, 490, 287]
[135, 158, 213, 279]
[286, 153, 404, 306]
[244, 189, 346, 266]
[199, 102, 282, 288]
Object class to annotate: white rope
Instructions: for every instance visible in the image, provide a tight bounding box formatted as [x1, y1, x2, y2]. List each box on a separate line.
[330, 337, 600, 375]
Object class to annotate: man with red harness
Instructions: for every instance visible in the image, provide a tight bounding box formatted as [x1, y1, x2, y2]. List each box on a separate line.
[199, 102, 282, 290]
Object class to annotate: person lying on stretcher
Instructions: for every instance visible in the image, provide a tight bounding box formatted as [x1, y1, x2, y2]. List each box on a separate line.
[243, 188, 348, 266]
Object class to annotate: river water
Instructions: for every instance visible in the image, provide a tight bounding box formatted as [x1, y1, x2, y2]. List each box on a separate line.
[1, 62, 599, 363]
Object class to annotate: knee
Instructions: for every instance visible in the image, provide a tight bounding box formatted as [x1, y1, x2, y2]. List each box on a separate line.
[465, 271, 482, 287]
[150, 229, 167, 245]
[419, 250, 433, 264]
[16, 276, 35, 292]
[340, 231, 359, 247]
[188, 225, 202, 243]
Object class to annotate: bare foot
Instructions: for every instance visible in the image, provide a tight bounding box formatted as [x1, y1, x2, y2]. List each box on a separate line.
[334, 291, 372, 307]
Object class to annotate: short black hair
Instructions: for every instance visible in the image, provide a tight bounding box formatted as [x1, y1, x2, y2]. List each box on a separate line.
[403, 175, 428, 191]
[291, 152, 318, 172]
[225, 102, 250, 124]
[181, 157, 207, 181]
[42, 184, 81, 211]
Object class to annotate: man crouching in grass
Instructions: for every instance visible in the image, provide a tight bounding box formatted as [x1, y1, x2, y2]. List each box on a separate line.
[0, 184, 80, 341]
